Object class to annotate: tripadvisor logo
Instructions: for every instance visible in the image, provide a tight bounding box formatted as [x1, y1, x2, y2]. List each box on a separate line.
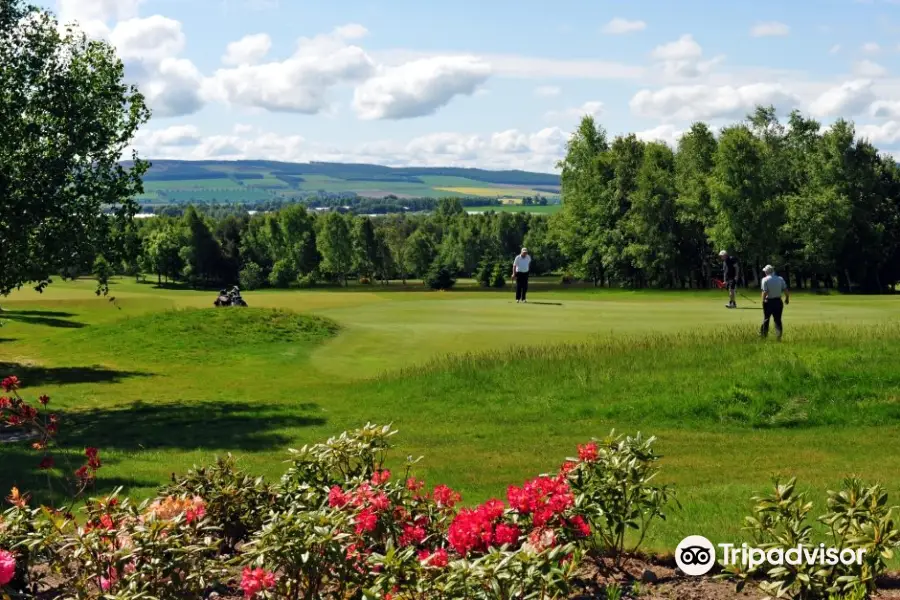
[675, 535, 868, 576]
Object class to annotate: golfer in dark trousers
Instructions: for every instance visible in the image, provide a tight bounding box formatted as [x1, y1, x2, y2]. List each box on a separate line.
[513, 248, 531, 303]
[760, 264, 790, 339]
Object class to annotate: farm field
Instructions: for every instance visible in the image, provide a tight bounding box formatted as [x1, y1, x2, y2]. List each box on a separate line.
[132, 160, 561, 203]
[1, 279, 898, 555]
[467, 204, 562, 214]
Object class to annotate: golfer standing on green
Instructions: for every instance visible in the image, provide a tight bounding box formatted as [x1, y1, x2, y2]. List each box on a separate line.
[513, 247, 531, 303]
[760, 264, 790, 340]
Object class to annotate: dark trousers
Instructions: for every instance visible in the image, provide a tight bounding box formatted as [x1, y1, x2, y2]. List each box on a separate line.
[761, 298, 784, 338]
[515, 272, 529, 301]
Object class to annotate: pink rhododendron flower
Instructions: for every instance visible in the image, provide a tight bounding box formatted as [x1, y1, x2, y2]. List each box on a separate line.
[577, 442, 598, 462]
[570, 515, 591, 537]
[371, 470, 391, 485]
[494, 523, 520, 546]
[0, 550, 16, 585]
[100, 567, 118, 592]
[418, 547, 449, 568]
[355, 508, 378, 534]
[432, 484, 461, 508]
[328, 486, 349, 508]
[241, 567, 276, 598]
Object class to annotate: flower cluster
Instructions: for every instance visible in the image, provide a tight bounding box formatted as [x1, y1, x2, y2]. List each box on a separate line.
[145, 495, 207, 524]
[507, 475, 575, 527]
[0, 549, 15, 586]
[241, 567, 276, 598]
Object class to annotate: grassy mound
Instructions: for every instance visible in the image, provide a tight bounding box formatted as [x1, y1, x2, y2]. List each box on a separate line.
[65, 308, 339, 363]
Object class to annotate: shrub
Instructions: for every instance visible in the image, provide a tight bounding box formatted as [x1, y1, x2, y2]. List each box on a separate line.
[41, 491, 224, 599]
[425, 260, 456, 290]
[560, 272, 575, 285]
[561, 431, 674, 569]
[239, 261, 265, 290]
[722, 477, 900, 599]
[268, 258, 298, 288]
[297, 271, 318, 289]
[160, 454, 276, 554]
[490, 262, 506, 288]
[476, 260, 494, 287]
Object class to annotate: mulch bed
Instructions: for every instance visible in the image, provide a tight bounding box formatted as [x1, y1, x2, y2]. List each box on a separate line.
[26, 556, 900, 599]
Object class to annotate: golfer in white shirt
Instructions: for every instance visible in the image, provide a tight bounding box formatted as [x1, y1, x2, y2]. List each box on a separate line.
[760, 264, 790, 339]
[512, 248, 531, 303]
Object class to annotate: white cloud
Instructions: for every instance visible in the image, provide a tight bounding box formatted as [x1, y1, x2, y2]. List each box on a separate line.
[830, 44, 842, 55]
[635, 124, 685, 147]
[808, 79, 876, 117]
[352, 56, 491, 120]
[109, 16, 185, 64]
[862, 42, 881, 53]
[630, 83, 799, 120]
[143, 58, 206, 117]
[58, 0, 143, 24]
[854, 59, 888, 78]
[858, 120, 900, 144]
[544, 101, 604, 120]
[601, 18, 646, 34]
[649, 34, 722, 79]
[374, 49, 644, 80]
[869, 99, 900, 119]
[750, 22, 790, 37]
[204, 25, 376, 114]
[134, 125, 201, 147]
[222, 33, 272, 66]
[534, 85, 562, 97]
[334, 23, 368, 39]
[652, 34, 703, 61]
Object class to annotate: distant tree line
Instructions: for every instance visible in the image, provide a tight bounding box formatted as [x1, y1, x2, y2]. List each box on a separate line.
[556, 106, 900, 292]
[95, 106, 900, 293]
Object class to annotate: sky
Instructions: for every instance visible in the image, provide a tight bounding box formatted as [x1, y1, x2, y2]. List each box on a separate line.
[36, 0, 900, 172]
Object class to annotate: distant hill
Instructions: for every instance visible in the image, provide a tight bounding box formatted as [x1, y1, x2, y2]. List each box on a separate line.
[120, 160, 562, 205]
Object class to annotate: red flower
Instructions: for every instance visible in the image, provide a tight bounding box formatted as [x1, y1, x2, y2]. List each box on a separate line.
[371, 470, 391, 485]
[419, 547, 449, 568]
[570, 515, 591, 538]
[38, 395, 49, 406]
[527, 528, 558, 553]
[38, 455, 54, 470]
[1, 376, 20, 392]
[560, 461, 577, 475]
[49, 414, 58, 424]
[494, 523, 520, 546]
[448, 507, 495, 555]
[47, 423, 58, 436]
[370, 492, 390, 513]
[99, 514, 116, 530]
[0, 397, 8, 409]
[577, 442, 599, 462]
[85, 447, 99, 459]
[400, 524, 426, 547]
[75, 466, 93, 482]
[479, 499, 505, 521]
[355, 509, 378, 534]
[432, 485, 461, 508]
[328, 486, 349, 508]
[240, 567, 276, 598]
[6, 415, 23, 426]
[406, 478, 425, 493]
[20, 405, 37, 420]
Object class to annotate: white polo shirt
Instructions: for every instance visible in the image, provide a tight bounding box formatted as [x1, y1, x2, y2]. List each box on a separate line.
[513, 254, 531, 273]
[761, 275, 787, 298]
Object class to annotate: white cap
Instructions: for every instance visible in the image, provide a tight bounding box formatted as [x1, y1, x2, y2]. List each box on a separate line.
[763, 265, 775, 275]
[521, 248, 528, 252]
[719, 250, 728, 256]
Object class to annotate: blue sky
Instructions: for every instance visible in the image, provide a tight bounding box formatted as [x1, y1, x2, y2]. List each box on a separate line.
[40, 0, 900, 171]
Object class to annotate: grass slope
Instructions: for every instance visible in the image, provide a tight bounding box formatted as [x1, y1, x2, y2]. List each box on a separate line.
[0, 279, 898, 554]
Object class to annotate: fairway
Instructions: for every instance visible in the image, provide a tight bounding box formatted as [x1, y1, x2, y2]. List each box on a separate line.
[1, 280, 899, 555]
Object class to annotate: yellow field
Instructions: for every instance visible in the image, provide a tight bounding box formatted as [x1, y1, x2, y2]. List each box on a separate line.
[435, 186, 535, 198]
